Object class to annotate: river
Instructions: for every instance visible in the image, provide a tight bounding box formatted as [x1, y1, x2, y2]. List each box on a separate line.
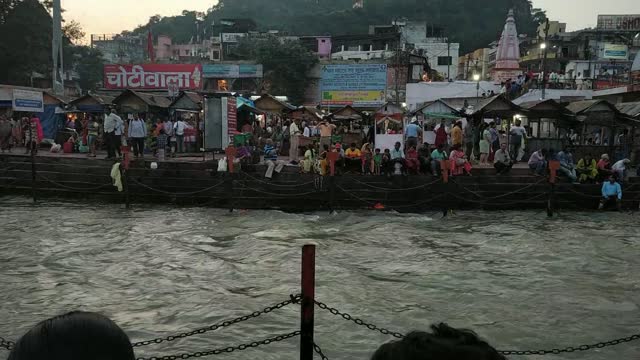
[0, 196, 638, 360]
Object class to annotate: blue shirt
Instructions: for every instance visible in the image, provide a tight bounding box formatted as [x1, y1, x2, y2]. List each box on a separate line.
[128, 119, 147, 138]
[405, 123, 420, 138]
[264, 145, 278, 161]
[602, 182, 622, 199]
[390, 148, 404, 160]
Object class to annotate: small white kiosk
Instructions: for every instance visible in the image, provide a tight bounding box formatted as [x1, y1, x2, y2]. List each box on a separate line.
[374, 103, 405, 151]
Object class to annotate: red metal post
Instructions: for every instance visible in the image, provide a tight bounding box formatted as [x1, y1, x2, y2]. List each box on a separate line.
[300, 244, 316, 360]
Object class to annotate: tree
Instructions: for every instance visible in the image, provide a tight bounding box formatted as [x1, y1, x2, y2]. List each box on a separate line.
[234, 37, 318, 104]
[62, 19, 85, 44]
[0, 0, 52, 85]
[74, 46, 104, 91]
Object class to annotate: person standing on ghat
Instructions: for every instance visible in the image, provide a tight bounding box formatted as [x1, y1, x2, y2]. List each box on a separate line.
[103, 108, 121, 160]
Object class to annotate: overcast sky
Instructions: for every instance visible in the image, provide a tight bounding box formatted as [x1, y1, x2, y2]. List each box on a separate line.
[63, 0, 639, 42]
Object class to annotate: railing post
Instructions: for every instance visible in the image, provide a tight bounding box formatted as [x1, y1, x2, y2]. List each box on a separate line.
[300, 244, 316, 360]
[30, 142, 37, 203]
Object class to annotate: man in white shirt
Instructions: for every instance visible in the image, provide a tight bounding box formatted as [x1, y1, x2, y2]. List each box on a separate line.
[289, 119, 301, 162]
[509, 120, 528, 162]
[103, 108, 122, 160]
[174, 119, 186, 153]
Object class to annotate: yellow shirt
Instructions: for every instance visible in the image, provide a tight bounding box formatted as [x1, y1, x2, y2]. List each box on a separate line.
[345, 148, 361, 159]
[451, 126, 462, 145]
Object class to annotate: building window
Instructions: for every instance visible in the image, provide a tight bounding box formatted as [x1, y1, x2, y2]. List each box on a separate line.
[437, 56, 452, 66]
[184, 50, 189, 55]
[212, 50, 220, 60]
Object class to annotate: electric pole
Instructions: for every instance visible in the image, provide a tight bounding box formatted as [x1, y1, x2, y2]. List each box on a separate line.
[52, 0, 63, 94]
[541, 20, 550, 100]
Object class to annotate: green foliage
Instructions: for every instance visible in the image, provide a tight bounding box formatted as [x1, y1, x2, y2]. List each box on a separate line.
[0, 0, 52, 84]
[130, 11, 205, 44]
[233, 37, 318, 103]
[202, 0, 539, 53]
[74, 46, 105, 91]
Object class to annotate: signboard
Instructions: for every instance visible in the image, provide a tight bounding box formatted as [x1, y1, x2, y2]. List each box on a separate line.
[320, 64, 388, 106]
[221, 33, 246, 43]
[202, 64, 263, 78]
[12, 89, 44, 113]
[227, 97, 237, 136]
[603, 44, 629, 60]
[597, 15, 640, 31]
[104, 64, 202, 90]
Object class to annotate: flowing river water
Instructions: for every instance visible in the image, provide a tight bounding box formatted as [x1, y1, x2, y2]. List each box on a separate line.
[0, 196, 639, 360]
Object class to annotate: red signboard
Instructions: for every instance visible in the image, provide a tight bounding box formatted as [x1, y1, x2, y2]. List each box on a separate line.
[103, 64, 203, 90]
[227, 97, 237, 136]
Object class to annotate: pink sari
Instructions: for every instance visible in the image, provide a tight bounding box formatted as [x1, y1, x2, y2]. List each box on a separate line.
[450, 149, 472, 176]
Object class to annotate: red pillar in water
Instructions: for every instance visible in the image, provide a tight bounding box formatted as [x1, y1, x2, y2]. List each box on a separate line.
[300, 244, 316, 360]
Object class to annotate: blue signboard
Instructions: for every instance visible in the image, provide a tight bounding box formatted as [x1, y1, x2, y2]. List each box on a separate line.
[202, 64, 263, 78]
[320, 64, 388, 106]
[320, 64, 388, 91]
[12, 89, 44, 113]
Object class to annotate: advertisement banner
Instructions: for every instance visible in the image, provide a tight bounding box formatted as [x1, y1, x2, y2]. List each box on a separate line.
[603, 44, 629, 60]
[104, 64, 202, 90]
[320, 64, 388, 106]
[202, 64, 263, 78]
[227, 97, 237, 136]
[597, 15, 640, 31]
[12, 89, 44, 113]
[221, 33, 246, 43]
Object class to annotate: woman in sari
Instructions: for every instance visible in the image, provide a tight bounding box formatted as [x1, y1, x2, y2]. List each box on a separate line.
[405, 145, 420, 174]
[360, 143, 373, 174]
[449, 144, 472, 176]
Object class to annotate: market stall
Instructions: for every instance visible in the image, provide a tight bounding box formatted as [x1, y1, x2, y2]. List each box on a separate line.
[374, 103, 404, 150]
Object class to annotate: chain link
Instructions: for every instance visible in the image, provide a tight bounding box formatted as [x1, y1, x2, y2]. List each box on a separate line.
[499, 334, 640, 356]
[135, 330, 301, 360]
[131, 294, 300, 347]
[314, 300, 405, 339]
[313, 342, 329, 360]
[0, 336, 15, 351]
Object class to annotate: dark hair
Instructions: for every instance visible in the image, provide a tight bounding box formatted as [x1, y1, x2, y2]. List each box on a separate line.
[371, 323, 506, 360]
[9, 311, 135, 360]
[437, 143, 445, 150]
[351, 142, 357, 147]
[375, 148, 381, 152]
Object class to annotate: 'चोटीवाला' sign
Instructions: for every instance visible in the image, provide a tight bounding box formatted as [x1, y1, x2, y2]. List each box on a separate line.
[103, 64, 203, 90]
[320, 64, 388, 106]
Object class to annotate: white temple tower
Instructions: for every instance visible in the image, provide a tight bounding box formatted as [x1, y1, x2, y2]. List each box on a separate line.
[492, 9, 522, 83]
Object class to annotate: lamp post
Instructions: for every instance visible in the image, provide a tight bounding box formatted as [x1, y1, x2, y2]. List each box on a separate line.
[473, 73, 481, 107]
[540, 42, 548, 99]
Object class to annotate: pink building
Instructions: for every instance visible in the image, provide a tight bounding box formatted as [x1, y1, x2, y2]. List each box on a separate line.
[316, 36, 332, 59]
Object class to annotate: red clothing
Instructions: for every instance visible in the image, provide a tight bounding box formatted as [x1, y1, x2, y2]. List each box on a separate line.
[597, 159, 610, 170]
[435, 126, 447, 147]
[405, 148, 420, 173]
[450, 150, 472, 176]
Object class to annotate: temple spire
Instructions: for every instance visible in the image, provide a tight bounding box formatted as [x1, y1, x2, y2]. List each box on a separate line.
[492, 9, 521, 82]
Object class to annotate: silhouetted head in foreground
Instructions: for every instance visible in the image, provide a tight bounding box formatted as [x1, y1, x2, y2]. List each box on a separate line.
[9, 311, 135, 360]
[371, 323, 506, 360]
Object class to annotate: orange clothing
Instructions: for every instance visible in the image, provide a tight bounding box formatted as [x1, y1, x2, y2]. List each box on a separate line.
[345, 148, 361, 159]
[451, 126, 463, 146]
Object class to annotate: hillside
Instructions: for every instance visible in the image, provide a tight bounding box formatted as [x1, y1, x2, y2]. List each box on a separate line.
[130, 0, 541, 53]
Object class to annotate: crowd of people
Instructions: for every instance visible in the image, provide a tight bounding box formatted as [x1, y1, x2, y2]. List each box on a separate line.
[6, 311, 507, 360]
[0, 116, 43, 154]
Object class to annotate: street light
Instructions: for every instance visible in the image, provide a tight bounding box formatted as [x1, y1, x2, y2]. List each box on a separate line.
[540, 42, 547, 49]
[473, 74, 481, 105]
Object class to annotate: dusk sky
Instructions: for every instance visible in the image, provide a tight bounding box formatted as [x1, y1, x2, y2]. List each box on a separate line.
[63, 0, 639, 42]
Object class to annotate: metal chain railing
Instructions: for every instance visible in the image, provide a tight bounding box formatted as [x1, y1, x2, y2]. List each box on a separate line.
[132, 294, 300, 347]
[314, 300, 404, 338]
[136, 330, 301, 360]
[0, 336, 15, 351]
[499, 334, 640, 356]
[315, 299, 640, 356]
[313, 342, 330, 360]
